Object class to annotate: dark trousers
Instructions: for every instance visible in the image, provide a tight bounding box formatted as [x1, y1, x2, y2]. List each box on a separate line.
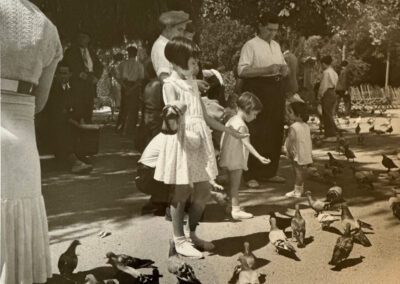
[336, 90, 351, 116]
[124, 82, 141, 137]
[73, 79, 95, 123]
[50, 115, 77, 162]
[242, 77, 285, 180]
[136, 163, 171, 204]
[322, 88, 338, 137]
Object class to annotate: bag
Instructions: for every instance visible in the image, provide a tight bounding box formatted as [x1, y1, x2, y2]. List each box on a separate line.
[73, 123, 100, 156]
[160, 105, 183, 135]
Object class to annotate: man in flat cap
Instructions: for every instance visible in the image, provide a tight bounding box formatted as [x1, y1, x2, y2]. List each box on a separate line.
[151, 10, 191, 81]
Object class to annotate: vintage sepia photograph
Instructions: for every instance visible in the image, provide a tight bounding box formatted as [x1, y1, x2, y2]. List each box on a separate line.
[1, 0, 399, 283]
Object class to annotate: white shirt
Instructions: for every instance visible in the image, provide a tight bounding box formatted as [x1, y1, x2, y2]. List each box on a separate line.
[238, 36, 286, 76]
[138, 133, 165, 168]
[80, 47, 93, 72]
[151, 35, 173, 78]
[117, 57, 144, 82]
[318, 66, 338, 98]
[285, 121, 313, 165]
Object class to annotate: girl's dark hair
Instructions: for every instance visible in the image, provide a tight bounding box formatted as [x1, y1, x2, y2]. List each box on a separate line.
[164, 36, 200, 70]
[237, 91, 263, 113]
[290, 101, 309, 122]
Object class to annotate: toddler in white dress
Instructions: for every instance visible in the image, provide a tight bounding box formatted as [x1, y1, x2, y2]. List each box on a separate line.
[284, 101, 313, 198]
[220, 92, 270, 219]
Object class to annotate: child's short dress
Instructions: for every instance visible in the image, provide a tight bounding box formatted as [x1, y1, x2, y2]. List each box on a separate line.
[285, 121, 313, 165]
[219, 115, 249, 171]
[154, 71, 218, 185]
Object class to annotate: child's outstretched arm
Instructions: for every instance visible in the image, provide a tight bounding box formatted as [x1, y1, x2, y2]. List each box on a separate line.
[286, 127, 296, 160]
[200, 98, 248, 139]
[241, 132, 270, 164]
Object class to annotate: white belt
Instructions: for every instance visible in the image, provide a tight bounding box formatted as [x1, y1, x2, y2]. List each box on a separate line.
[1, 78, 34, 94]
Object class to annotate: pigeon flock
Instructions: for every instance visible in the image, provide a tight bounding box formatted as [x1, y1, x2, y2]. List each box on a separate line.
[55, 113, 399, 284]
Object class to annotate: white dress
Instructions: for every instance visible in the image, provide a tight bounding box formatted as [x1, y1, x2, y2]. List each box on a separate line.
[219, 115, 249, 171]
[1, 1, 63, 283]
[285, 121, 313, 165]
[154, 72, 218, 185]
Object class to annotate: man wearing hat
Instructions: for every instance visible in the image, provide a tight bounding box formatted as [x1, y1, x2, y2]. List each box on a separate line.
[64, 30, 103, 124]
[151, 10, 191, 81]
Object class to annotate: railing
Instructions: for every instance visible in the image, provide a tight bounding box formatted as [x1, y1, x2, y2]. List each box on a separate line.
[349, 84, 400, 109]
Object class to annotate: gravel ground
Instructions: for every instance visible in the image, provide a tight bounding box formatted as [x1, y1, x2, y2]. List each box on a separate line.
[43, 110, 400, 284]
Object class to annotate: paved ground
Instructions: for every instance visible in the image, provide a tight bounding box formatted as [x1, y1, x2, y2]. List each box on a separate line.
[43, 109, 400, 284]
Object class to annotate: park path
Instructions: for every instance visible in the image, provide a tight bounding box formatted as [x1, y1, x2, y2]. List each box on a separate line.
[44, 110, 400, 284]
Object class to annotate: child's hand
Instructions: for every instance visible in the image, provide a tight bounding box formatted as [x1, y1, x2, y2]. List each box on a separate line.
[228, 126, 249, 139]
[258, 156, 271, 164]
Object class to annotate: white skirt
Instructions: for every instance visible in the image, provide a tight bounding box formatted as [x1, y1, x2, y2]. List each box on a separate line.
[1, 92, 52, 284]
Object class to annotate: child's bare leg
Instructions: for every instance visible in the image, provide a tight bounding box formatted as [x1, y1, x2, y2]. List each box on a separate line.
[188, 181, 211, 232]
[229, 169, 242, 207]
[170, 185, 191, 238]
[294, 163, 304, 186]
[187, 181, 214, 251]
[229, 169, 253, 219]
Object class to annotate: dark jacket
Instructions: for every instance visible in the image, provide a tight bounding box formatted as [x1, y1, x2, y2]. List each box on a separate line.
[63, 45, 103, 81]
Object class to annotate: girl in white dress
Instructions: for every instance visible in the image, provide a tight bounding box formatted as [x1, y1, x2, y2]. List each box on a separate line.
[220, 92, 270, 220]
[154, 37, 246, 258]
[284, 102, 313, 198]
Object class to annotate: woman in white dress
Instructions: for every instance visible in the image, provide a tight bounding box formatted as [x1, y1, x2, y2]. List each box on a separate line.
[1, 1, 63, 283]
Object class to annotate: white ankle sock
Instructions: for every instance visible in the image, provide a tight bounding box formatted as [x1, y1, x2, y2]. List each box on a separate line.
[232, 205, 241, 212]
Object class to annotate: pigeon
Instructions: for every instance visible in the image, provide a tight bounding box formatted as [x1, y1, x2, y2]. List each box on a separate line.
[238, 242, 256, 270]
[388, 189, 400, 219]
[269, 217, 296, 254]
[105, 252, 155, 269]
[341, 204, 373, 231]
[328, 223, 354, 266]
[369, 124, 375, 133]
[328, 152, 344, 168]
[382, 154, 399, 172]
[106, 252, 155, 282]
[344, 145, 356, 162]
[355, 123, 361, 135]
[374, 129, 385, 135]
[325, 185, 345, 206]
[352, 227, 372, 247]
[317, 213, 340, 229]
[386, 125, 393, 134]
[58, 240, 81, 276]
[367, 117, 375, 125]
[291, 204, 306, 248]
[269, 212, 292, 231]
[305, 191, 330, 216]
[351, 167, 376, 190]
[167, 240, 201, 284]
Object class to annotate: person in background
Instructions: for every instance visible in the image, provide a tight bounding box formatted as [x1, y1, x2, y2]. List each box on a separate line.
[109, 52, 124, 117]
[116, 46, 144, 139]
[1, 0, 63, 282]
[281, 39, 299, 98]
[64, 30, 103, 123]
[42, 61, 93, 174]
[284, 101, 313, 198]
[318, 55, 338, 141]
[238, 13, 289, 188]
[336, 60, 351, 117]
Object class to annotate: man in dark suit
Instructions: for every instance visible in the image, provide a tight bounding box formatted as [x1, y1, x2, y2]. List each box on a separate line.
[42, 61, 92, 173]
[64, 30, 102, 123]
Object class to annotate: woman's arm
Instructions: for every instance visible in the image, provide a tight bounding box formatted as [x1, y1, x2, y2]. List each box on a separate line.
[163, 83, 178, 104]
[200, 98, 247, 139]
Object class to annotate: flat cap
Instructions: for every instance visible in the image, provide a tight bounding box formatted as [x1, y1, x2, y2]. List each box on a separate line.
[159, 10, 191, 27]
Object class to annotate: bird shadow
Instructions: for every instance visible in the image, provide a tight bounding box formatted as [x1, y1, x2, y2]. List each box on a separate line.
[254, 258, 271, 270]
[304, 236, 315, 246]
[322, 226, 343, 236]
[277, 249, 301, 261]
[47, 266, 116, 284]
[331, 256, 365, 271]
[210, 231, 269, 257]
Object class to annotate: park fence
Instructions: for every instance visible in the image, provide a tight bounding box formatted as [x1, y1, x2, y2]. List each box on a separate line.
[350, 84, 400, 109]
